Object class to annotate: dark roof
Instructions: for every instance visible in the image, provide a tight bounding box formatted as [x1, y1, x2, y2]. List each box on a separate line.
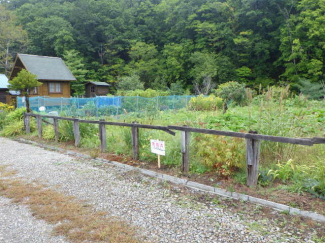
[0, 74, 8, 89]
[86, 81, 110, 86]
[18, 54, 76, 81]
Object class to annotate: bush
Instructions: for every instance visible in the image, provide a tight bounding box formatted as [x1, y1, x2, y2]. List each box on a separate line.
[0, 111, 9, 129]
[193, 134, 245, 177]
[1, 120, 25, 137]
[43, 125, 55, 140]
[188, 95, 223, 111]
[0, 107, 27, 131]
[267, 158, 325, 198]
[0, 102, 15, 112]
[214, 81, 247, 105]
[4, 107, 26, 123]
[58, 120, 98, 142]
[117, 74, 144, 90]
[293, 79, 325, 100]
[263, 85, 292, 101]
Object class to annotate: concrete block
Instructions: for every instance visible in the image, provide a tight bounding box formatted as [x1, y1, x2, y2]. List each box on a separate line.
[161, 174, 187, 185]
[186, 181, 215, 192]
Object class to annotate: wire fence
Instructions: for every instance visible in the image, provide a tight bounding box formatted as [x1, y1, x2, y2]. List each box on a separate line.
[17, 95, 195, 117]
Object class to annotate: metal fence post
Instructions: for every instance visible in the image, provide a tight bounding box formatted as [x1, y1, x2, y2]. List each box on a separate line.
[53, 118, 59, 142]
[96, 97, 99, 117]
[137, 95, 139, 113]
[60, 97, 63, 114]
[131, 122, 139, 160]
[173, 95, 175, 109]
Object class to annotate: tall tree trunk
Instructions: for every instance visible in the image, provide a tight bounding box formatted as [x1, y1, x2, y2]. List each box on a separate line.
[5, 41, 10, 76]
[25, 94, 31, 113]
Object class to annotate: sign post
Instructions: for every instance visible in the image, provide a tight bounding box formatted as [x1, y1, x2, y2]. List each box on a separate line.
[150, 139, 165, 169]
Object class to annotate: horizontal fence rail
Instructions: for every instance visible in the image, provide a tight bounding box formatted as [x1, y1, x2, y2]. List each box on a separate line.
[23, 113, 325, 187]
[167, 126, 316, 146]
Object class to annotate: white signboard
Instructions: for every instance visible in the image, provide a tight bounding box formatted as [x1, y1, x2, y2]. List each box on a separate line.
[150, 139, 165, 156]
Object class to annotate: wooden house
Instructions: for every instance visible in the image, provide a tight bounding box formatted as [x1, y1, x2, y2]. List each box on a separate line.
[9, 54, 76, 98]
[85, 81, 110, 97]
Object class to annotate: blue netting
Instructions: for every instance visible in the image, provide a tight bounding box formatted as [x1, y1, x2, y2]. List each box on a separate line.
[17, 95, 194, 117]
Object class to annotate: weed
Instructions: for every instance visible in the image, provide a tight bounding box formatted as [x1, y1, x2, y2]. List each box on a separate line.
[0, 167, 144, 243]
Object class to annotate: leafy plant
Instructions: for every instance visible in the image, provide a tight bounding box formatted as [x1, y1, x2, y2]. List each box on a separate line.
[1, 120, 25, 137]
[43, 125, 55, 140]
[4, 107, 26, 123]
[0, 102, 14, 112]
[193, 134, 245, 177]
[188, 95, 223, 111]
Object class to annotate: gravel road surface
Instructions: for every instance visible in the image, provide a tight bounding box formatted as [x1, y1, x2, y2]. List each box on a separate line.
[0, 197, 67, 243]
[0, 137, 319, 242]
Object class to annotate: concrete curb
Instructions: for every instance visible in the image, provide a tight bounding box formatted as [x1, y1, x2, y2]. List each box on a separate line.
[17, 138, 325, 223]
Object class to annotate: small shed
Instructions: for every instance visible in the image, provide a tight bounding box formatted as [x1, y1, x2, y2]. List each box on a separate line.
[85, 81, 110, 97]
[0, 74, 8, 103]
[0, 74, 20, 104]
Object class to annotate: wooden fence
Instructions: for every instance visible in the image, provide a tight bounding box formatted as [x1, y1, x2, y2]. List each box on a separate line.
[24, 113, 325, 187]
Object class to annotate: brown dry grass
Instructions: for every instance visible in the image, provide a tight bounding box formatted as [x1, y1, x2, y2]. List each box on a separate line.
[0, 165, 146, 243]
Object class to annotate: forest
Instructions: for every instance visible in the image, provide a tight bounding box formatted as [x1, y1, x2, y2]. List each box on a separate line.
[0, 0, 324, 95]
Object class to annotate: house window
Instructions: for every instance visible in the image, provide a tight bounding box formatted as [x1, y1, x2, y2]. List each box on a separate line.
[91, 86, 95, 92]
[33, 87, 38, 95]
[49, 83, 62, 93]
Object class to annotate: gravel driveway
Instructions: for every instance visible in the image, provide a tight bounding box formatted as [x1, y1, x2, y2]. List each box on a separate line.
[0, 137, 319, 243]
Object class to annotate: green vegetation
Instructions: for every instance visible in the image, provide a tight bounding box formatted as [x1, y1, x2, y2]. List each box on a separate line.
[1, 0, 325, 95]
[8, 69, 42, 112]
[1, 86, 323, 199]
[188, 95, 223, 111]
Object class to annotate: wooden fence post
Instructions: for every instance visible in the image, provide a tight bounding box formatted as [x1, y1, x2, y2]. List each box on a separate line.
[131, 122, 139, 160]
[25, 114, 31, 134]
[99, 119, 107, 153]
[37, 115, 42, 138]
[53, 118, 59, 142]
[246, 131, 261, 187]
[181, 126, 190, 172]
[73, 118, 80, 147]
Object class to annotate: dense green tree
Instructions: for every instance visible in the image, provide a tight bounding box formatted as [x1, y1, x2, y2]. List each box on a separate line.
[8, 69, 41, 112]
[0, 5, 27, 75]
[2, 0, 324, 95]
[280, 0, 325, 82]
[117, 74, 144, 91]
[126, 41, 164, 88]
[63, 50, 88, 96]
